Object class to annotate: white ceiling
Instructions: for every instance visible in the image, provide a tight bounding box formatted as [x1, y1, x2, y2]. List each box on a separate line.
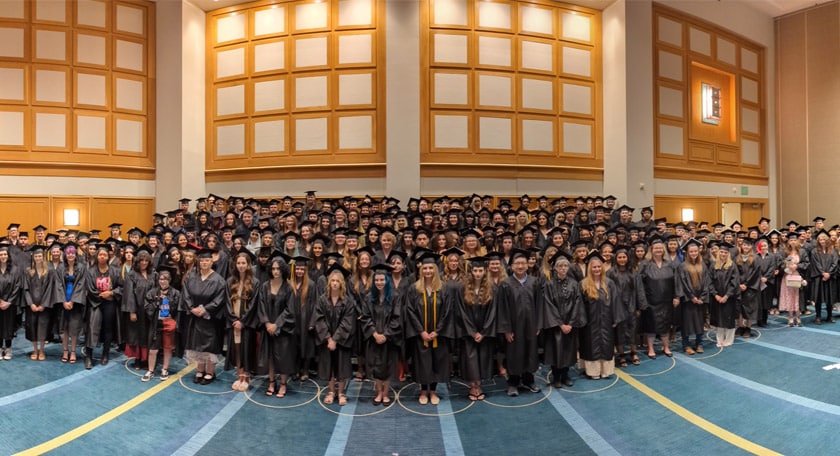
[184, 0, 832, 19]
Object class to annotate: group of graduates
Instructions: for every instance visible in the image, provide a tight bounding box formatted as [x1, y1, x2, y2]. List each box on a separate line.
[0, 191, 832, 406]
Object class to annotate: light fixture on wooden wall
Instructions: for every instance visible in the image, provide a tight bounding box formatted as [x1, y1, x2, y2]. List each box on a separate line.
[681, 208, 694, 222]
[64, 209, 80, 226]
[701, 82, 721, 125]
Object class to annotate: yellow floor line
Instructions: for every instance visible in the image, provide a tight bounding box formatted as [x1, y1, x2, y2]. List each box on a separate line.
[14, 364, 195, 456]
[616, 370, 782, 456]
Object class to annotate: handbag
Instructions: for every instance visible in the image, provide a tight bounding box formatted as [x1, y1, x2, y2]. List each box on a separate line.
[786, 275, 802, 289]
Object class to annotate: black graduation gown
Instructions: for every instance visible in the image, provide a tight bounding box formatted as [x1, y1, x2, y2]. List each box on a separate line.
[256, 279, 297, 375]
[710, 265, 740, 329]
[312, 293, 356, 380]
[0, 266, 23, 340]
[495, 274, 542, 376]
[755, 252, 780, 310]
[122, 270, 156, 347]
[638, 260, 678, 336]
[404, 286, 455, 384]
[541, 275, 586, 369]
[579, 279, 623, 362]
[675, 263, 711, 336]
[143, 285, 184, 353]
[181, 270, 228, 354]
[360, 293, 402, 381]
[224, 277, 259, 372]
[84, 264, 123, 349]
[808, 249, 837, 306]
[55, 262, 87, 337]
[293, 280, 318, 362]
[736, 256, 761, 320]
[458, 287, 496, 383]
[24, 268, 61, 342]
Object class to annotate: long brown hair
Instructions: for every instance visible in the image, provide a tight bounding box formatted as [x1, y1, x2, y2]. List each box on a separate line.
[464, 264, 491, 305]
[229, 252, 255, 308]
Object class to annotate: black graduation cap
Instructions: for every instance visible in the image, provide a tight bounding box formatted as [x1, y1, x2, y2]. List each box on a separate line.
[416, 250, 440, 265]
[653, 217, 667, 225]
[386, 250, 408, 264]
[641, 206, 653, 214]
[156, 265, 177, 278]
[291, 255, 311, 265]
[281, 231, 301, 241]
[310, 233, 331, 247]
[323, 251, 344, 262]
[196, 247, 216, 259]
[681, 238, 703, 251]
[61, 241, 78, 252]
[32, 224, 47, 232]
[548, 250, 572, 265]
[179, 198, 191, 203]
[758, 217, 770, 225]
[127, 227, 146, 238]
[718, 241, 735, 250]
[441, 247, 465, 258]
[325, 262, 351, 279]
[711, 222, 725, 229]
[784, 220, 798, 227]
[648, 234, 665, 245]
[354, 245, 375, 257]
[108, 222, 122, 230]
[371, 263, 394, 274]
[729, 220, 742, 229]
[813, 216, 826, 223]
[305, 190, 317, 196]
[571, 239, 590, 250]
[584, 250, 605, 264]
[27, 244, 47, 254]
[6, 223, 19, 230]
[509, 248, 530, 261]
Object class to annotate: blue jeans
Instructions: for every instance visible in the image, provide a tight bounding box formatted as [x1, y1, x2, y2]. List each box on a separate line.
[682, 333, 703, 350]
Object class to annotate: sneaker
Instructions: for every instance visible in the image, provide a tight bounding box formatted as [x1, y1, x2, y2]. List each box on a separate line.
[141, 371, 154, 382]
[506, 386, 519, 397]
[523, 383, 541, 393]
[160, 369, 169, 381]
[3, 348, 11, 360]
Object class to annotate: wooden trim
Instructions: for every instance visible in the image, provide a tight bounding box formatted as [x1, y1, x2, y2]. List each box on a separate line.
[515, 2, 556, 39]
[205, 163, 386, 182]
[0, 22, 30, 63]
[73, 108, 111, 154]
[73, 29, 111, 70]
[73, 0, 110, 32]
[31, 106, 71, 151]
[654, 166, 768, 185]
[0, 161, 154, 179]
[475, 0, 515, 33]
[249, 4, 289, 40]
[421, 162, 602, 180]
[31, 23, 72, 65]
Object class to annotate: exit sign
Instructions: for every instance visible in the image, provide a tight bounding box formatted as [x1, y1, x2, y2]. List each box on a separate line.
[741, 186, 748, 196]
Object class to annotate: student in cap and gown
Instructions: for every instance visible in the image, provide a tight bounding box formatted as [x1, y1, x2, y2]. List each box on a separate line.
[495, 248, 542, 396]
[84, 243, 123, 368]
[710, 242, 740, 347]
[578, 251, 625, 380]
[313, 264, 356, 406]
[290, 255, 318, 381]
[182, 247, 229, 384]
[56, 242, 87, 364]
[24, 244, 62, 361]
[256, 255, 297, 398]
[675, 239, 711, 355]
[0, 244, 23, 360]
[458, 256, 497, 400]
[638, 236, 679, 359]
[360, 263, 403, 405]
[122, 245, 156, 370]
[542, 250, 586, 387]
[225, 250, 260, 391]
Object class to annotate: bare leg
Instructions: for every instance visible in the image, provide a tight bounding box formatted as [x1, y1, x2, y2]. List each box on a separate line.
[147, 349, 158, 373]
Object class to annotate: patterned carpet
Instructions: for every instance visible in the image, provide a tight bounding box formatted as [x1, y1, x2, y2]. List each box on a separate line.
[3, 310, 840, 455]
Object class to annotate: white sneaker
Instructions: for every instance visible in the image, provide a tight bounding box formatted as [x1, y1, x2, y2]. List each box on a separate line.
[3, 348, 11, 360]
[0, 348, 5, 360]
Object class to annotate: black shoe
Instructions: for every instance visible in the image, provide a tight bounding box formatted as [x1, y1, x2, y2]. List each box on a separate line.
[84, 356, 93, 370]
[100, 354, 109, 366]
[522, 383, 541, 393]
[815, 319, 822, 325]
[552, 381, 564, 389]
[562, 377, 574, 387]
[200, 374, 215, 385]
[193, 373, 204, 384]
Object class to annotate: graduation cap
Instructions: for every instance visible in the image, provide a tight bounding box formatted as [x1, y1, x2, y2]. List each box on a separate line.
[416, 250, 440, 265]
[179, 198, 191, 204]
[509, 248, 530, 261]
[584, 250, 605, 264]
[325, 262, 351, 279]
[323, 251, 344, 262]
[371, 263, 394, 274]
[108, 223, 122, 230]
[681, 238, 703, 251]
[156, 265, 177, 278]
[386, 250, 408, 264]
[571, 239, 590, 250]
[648, 234, 665, 245]
[290, 255, 311, 265]
[61, 241, 78, 252]
[548, 250, 573, 265]
[310, 233, 331, 247]
[127, 227, 147, 238]
[441, 247, 465, 258]
[758, 217, 771, 225]
[196, 247, 217, 259]
[729, 220, 742, 229]
[354, 245, 375, 257]
[27, 244, 47, 254]
[6, 223, 19, 230]
[717, 241, 735, 250]
[653, 217, 667, 225]
[711, 222, 725, 229]
[784, 220, 799, 227]
[641, 206, 653, 214]
[813, 216, 826, 223]
[32, 224, 47, 232]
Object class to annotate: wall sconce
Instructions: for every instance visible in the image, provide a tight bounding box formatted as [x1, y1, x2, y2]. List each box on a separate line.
[681, 208, 694, 222]
[64, 209, 80, 226]
[702, 82, 721, 125]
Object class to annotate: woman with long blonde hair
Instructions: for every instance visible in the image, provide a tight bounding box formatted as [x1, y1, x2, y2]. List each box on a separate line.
[735, 238, 760, 337]
[24, 245, 60, 361]
[710, 242, 740, 347]
[349, 246, 374, 380]
[313, 265, 356, 406]
[405, 252, 454, 405]
[579, 252, 623, 379]
[779, 235, 805, 327]
[676, 239, 711, 354]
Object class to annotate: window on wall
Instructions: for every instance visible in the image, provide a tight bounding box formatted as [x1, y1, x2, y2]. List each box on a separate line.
[421, 0, 602, 178]
[653, 4, 766, 184]
[0, 0, 155, 179]
[206, 0, 385, 181]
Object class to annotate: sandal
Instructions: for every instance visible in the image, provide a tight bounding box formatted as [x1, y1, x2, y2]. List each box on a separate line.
[38, 351, 46, 361]
[69, 352, 77, 364]
[160, 369, 170, 381]
[324, 392, 335, 404]
[338, 394, 348, 406]
[476, 392, 486, 401]
[619, 358, 628, 368]
[265, 381, 276, 396]
[631, 354, 641, 365]
[30, 351, 38, 361]
[276, 383, 286, 398]
[61, 351, 69, 363]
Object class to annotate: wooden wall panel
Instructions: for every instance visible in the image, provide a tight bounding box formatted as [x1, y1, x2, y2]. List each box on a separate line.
[91, 197, 154, 233]
[653, 195, 718, 225]
[0, 196, 50, 234]
[0, 195, 153, 235]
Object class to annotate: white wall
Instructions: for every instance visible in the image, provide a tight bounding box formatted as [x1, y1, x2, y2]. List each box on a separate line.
[0, 176, 154, 196]
[421, 178, 603, 197]
[206, 178, 386, 198]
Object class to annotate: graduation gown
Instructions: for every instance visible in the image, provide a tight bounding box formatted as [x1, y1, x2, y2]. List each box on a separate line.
[122, 270, 157, 347]
[404, 286, 455, 384]
[808, 249, 837, 306]
[85, 264, 123, 349]
[458, 287, 496, 382]
[541, 275, 586, 369]
[312, 293, 356, 380]
[144, 285, 184, 353]
[181, 270, 228, 354]
[638, 260, 678, 336]
[293, 280, 318, 363]
[495, 274, 542, 376]
[755, 252, 780, 310]
[224, 277, 260, 372]
[676, 263, 711, 336]
[360, 293, 402, 381]
[736, 256, 761, 320]
[579, 279, 623, 362]
[55, 262, 87, 337]
[710, 265, 740, 329]
[24, 268, 61, 342]
[0, 265, 23, 340]
[256, 279, 297, 375]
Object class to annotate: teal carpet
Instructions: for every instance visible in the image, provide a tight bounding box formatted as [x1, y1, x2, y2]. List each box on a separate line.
[4, 314, 840, 455]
